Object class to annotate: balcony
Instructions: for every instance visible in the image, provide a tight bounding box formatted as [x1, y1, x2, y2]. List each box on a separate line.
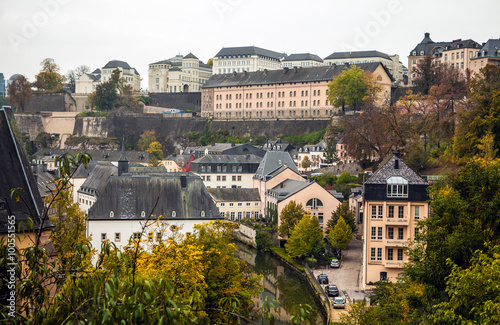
[385, 239, 406, 247]
[385, 218, 409, 225]
[383, 260, 404, 268]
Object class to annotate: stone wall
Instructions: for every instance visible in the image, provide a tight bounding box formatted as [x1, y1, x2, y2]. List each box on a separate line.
[148, 92, 201, 112]
[25, 93, 77, 113]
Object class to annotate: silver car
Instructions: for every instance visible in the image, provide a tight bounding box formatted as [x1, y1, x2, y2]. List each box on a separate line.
[333, 297, 345, 309]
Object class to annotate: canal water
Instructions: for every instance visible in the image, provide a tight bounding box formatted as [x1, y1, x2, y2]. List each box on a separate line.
[235, 242, 325, 325]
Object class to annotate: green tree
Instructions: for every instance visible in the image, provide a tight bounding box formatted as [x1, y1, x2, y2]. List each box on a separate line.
[326, 201, 357, 235]
[278, 201, 306, 238]
[35, 58, 65, 92]
[286, 214, 325, 258]
[327, 65, 380, 113]
[301, 156, 311, 171]
[324, 139, 339, 164]
[329, 216, 352, 257]
[89, 69, 125, 110]
[147, 141, 163, 161]
[138, 130, 157, 151]
[7, 75, 32, 112]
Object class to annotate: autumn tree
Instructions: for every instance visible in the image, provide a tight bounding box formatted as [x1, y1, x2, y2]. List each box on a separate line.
[207, 58, 213, 66]
[138, 130, 157, 151]
[301, 156, 311, 171]
[326, 201, 357, 235]
[286, 214, 325, 258]
[278, 201, 306, 238]
[35, 58, 65, 92]
[147, 141, 163, 161]
[328, 216, 352, 257]
[327, 65, 381, 113]
[7, 75, 32, 112]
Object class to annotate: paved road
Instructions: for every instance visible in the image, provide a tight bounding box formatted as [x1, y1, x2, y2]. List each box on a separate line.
[313, 238, 371, 321]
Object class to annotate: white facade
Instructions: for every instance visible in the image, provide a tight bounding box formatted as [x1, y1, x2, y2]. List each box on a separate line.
[196, 173, 254, 189]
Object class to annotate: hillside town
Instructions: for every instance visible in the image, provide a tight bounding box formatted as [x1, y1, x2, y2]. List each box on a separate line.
[2, 26, 500, 324]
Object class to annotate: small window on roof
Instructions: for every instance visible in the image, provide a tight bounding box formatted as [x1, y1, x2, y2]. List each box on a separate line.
[109, 211, 114, 218]
[141, 211, 146, 218]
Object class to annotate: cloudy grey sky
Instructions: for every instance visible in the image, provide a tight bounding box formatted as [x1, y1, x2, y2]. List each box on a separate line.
[1, 0, 499, 90]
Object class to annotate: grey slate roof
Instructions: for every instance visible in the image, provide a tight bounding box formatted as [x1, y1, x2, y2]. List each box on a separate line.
[473, 39, 500, 59]
[366, 155, 428, 185]
[267, 179, 311, 202]
[202, 63, 384, 88]
[183, 52, 198, 59]
[33, 149, 151, 164]
[0, 107, 48, 234]
[215, 46, 286, 60]
[324, 50, 391, 60]
[208, 188, 260, 202]
[254, 151, 299, 181]
[151, 59, 171, 65]
[87, 173, 220, 220]
[192, 154, 262, 164]
[84, 73, 100, 81]
[283, 53, 323, 62]
[92, 68, 101, 74]
[78, 164, 118, 196]
[103, 60, 132, 69]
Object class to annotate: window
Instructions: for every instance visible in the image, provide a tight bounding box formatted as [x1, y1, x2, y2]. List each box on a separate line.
[238, 203, 242, 207]
[115, 233, 120, 242]
[229, 203, 234, 207]
[306, 198, 323, 210]
[415, 206, 420, 219]
[220, 211, 225, 218]
[371, 206, 377, 219]
[398, 228, 404, 240]
[238, 211, 242, 220]
[378, 227, 383, 240]
[156, 232, 162, 242]
[318, 213, 324, 225]
[222, 176, 226, 181]
[230, 211, 235, 220]
[220, 202, 225, 207]
[378, 206, 383, 219]
[388, 206, 394, 218]
[415, 227, 420, 237]
[371, 247, 376, 261]
[246, 202, 251, 206]
[217, 175, 221, 181]
[232, 176, 236, 181]
[101, 233, 107, 241]
[380, 271, 387, 281]
[237, 175, 241, 181]
[387, 176, 408, 198]
[377, 247, 382, 261]
[255, 211, 259, 218]
[246, 211, 251, 219]
[206, 175, 211, 181]
[398, 206, 404, 218]
[387, 249, 393, 260]
[371, 227, 376, 240]
[133, 233, 141, 240]
[397, 249, 403, 261]
[388, 227, 394, 239]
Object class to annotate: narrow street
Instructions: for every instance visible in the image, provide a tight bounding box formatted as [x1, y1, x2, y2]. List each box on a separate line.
[313, 238, 370, 322]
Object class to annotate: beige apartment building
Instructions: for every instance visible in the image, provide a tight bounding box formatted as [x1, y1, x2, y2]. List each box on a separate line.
[201, 63, 392, 119]
[469, 39, 500, 76]
[208, 188, 261, 220]
[324, 50, 405, 85]
[75, 60, 141, 94]
[213, 46, 286, 75]
[408, 33, 481, 86]
[362, 153, 429, 287]
[148, 53, 212, 93]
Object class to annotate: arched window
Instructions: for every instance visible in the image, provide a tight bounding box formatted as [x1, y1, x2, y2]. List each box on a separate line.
[306, 198, 323, 210]
[386, 176, 408, 198]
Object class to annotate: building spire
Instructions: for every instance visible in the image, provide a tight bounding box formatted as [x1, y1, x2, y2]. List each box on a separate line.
[119, 135, 127, 162]
[118, 135, 128, 176]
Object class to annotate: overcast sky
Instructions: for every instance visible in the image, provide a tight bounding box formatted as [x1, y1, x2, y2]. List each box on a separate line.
[1, 0, 499, 91]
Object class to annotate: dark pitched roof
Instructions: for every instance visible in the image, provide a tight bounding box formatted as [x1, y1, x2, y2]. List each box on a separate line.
[473, 39, 500, 59]
[215, 46, 286, 59]
[268, 179, 312, 202]
[192, 154, 262, 164]
[73, 161, 102, 178]
[84, 73, 100, 81]
[202, 63, 385, 88]
[183, 52, 198, 59]
[254, 151, 299, 181]
[324, 50, 391, 60]
[103, 60, 132, 69]
[366, 155, 428, 185]
[87, 173, 220, 220]
[34, 170, 56, 198]
[0, 107, 48, 234]
[283, 53, 323, 62]
[410, 32, 453, 56]
[78, 164, 117, 195]
[151, 59, 171, 65]
[92, 68, 101, 74]
[208, 188, 260, 202]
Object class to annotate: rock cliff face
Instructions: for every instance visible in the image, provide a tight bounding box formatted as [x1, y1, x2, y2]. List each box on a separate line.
[24, 93, 77, 112]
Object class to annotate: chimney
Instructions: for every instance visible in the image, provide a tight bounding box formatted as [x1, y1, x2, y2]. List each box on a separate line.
[231, 143, 235, 147]
[425, 32, 430, 38]
[180, 175, 187, 189]
[392, 149, 401, 158]
[211, 141, 215, 146]
[294, 66, 298, 73]
[284, 67, 289, 73]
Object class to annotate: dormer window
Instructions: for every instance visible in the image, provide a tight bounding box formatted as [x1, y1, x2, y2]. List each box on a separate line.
[387, 176, 408, 198]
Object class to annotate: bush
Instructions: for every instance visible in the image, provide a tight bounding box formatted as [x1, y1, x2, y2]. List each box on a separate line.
[255, 230, 273, 250]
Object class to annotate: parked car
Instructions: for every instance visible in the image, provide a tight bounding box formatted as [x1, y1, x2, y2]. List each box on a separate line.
[324, 285, 339, 296]
[317, 274, 329, 284]
[330, 258, 340, 268]
[333, 297, 346, 309]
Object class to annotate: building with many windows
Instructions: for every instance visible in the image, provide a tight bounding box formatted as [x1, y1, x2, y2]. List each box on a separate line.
[75, 60, 141, 94]
[208, 188, 261, 220]
[148, 53, 212, 93]
[408, 33, 481, 85]
[213, 46, 286, 75]
[281, 53, 323, 68]
[362, 152, 429, 287]
[201, 63, 392, 119]
[324, 50, 405, 84]
[469, 39, 500, 76]
[190, 154, 263, 189]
